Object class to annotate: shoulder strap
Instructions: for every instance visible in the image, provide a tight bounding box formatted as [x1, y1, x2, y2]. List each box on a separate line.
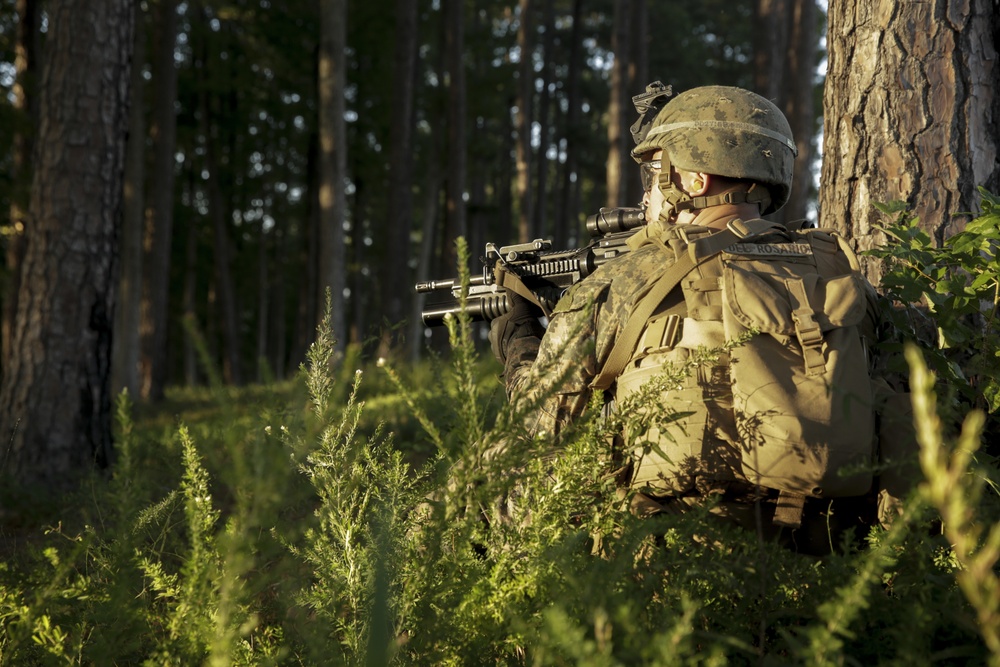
[591, 218, 781, 391]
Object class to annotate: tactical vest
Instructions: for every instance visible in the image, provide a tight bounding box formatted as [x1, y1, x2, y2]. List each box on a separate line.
[593, 219, 878, 527]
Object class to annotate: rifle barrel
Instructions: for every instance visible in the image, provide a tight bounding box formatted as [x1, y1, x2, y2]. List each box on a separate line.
[414, 274, 488, 293]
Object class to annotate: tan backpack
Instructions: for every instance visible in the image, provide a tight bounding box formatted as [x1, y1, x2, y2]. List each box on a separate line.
[593, 218, 878, 528]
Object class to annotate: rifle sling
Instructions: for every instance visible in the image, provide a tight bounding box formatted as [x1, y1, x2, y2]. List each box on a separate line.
[495, 265, 554, 319]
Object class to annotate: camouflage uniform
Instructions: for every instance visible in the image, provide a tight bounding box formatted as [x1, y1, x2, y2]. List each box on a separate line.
[501, 218, 684, 438]
[500, 86, 800, 438]
[491, 86, 908, 553]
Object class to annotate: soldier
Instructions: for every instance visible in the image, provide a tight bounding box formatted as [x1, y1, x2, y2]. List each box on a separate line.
[488, 85, 889, 554]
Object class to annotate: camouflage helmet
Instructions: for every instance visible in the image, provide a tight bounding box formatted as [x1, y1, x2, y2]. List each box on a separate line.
[631, 85, 797, 214]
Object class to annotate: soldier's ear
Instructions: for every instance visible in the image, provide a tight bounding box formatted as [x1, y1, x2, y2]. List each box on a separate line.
[681, 170, 711, 196]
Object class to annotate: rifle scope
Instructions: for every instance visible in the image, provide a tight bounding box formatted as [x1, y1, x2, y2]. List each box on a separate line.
[585, 207, 646, 236]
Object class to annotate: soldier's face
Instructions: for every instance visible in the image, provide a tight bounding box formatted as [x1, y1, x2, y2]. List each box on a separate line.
[641, 150, 665, 224]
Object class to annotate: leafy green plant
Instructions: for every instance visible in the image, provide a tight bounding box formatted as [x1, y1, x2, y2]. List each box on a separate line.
[5, 230, 1000, 665]
[867, 189, 1000, 415]
[909, 343, 1000, 663]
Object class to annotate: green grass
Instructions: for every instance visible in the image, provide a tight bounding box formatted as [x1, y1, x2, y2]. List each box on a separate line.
[0, 329, 996, 665]
[3, 208, 1000, 665]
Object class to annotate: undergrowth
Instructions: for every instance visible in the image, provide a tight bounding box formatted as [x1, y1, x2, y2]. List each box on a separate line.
[1, 219, 999, 664]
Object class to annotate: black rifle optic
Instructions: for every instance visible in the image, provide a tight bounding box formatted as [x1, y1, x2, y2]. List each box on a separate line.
[415, 207, 647, 327]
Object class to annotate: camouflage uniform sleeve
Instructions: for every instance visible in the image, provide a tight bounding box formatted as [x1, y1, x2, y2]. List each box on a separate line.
[503, 277, 613, 440]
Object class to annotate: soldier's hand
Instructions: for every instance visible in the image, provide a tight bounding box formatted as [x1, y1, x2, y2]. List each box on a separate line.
[488, 291, 545, 367]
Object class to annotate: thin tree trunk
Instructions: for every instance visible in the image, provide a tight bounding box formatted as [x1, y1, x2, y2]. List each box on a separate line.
[555, 0, 583, 249]
[256, 225, 269, 382]
[293, 132, 321, 368]
[626, 0, 649, 207]
[139, 0, 179, 400]
[182, 195, 198, 386]
[754, 0, 789, 101]
[317, 0, 348, 351]
[113, 5, 146, 397]
[271, 221, 287, 379]
[754, 0, 817, 224]
[443, 0, 468, 270]
[820, 0, 1000, 285]
[780, 0, 818, 224]
[409, 142, 443, 362]
[0, 0, 134, 486]
[203, 108, 243, 386]
[378, 0, 418, 359]
[606, 0, 631, 209]
[515, 0, 534, 243]
[531, 0, 554, 240]
[2, 0, 40, 377]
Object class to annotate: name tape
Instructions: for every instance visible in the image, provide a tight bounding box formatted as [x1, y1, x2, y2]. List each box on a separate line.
[725, 242, 813, 257]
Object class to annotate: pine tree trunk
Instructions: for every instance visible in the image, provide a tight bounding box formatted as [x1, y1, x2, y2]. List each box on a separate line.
[182, 201, 199, 386]
[531, 0, 554, 240]
[821, 0, 1000, 285]
[204, 108, 243, 386]
[378, 0, 418, 359]
[2, 0, 40, 378]
[626, 0, 649, 208]
[138, 0, 179, 400]
[292, 133, 321, 369]
[114, 5, 147, 397]
[555, 0, 583, 249]
[317, 0, 348, 351]
[515, 0, 534, 244]
[0, 0, 133, 487]
[754, 0, 818, 224]
[443, 0, 468, 269]
[606, 0, 632, 209]
[256, 225, 269, 383]
[780, 0, 818, 224]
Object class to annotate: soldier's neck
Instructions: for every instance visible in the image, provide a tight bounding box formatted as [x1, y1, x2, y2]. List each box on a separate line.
[685, 202, 763, 230]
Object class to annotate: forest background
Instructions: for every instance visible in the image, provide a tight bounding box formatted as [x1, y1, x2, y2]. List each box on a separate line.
[0, 0, 999, 663]
[5, 0, 997, 486]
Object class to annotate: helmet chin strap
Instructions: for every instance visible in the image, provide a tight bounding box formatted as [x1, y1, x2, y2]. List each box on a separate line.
[656, 159, 771, 218]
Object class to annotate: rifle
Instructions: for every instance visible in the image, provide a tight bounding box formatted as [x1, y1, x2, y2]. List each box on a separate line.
[415, 207, 647, 327]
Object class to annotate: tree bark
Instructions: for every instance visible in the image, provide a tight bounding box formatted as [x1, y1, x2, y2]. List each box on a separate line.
[138, 0, 179, 400]
[317, 0, 348, 351]
[821, 0, 1000, 285]
[0, 0, 134, 487]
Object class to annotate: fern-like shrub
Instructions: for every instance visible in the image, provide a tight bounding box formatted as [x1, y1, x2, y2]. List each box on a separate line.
[3, 228, 1000, 665]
